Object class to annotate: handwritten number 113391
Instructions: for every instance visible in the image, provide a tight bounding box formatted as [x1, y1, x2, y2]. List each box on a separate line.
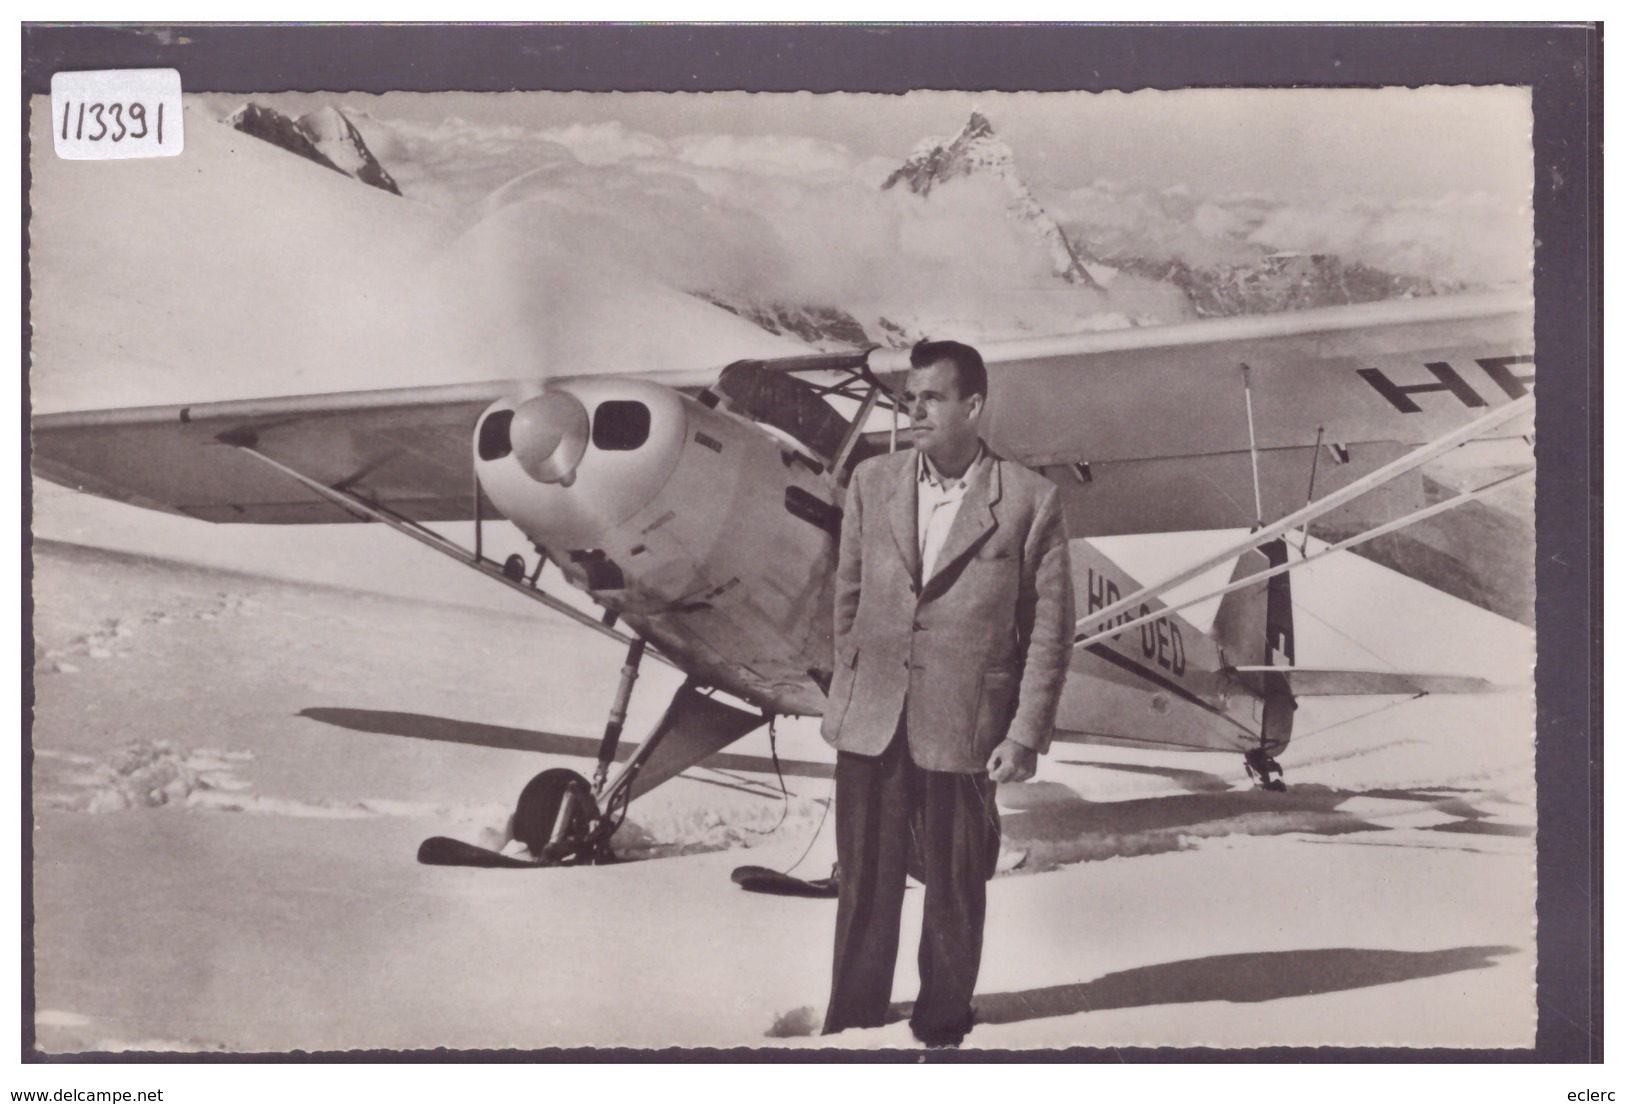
[60, 100, 165, 145]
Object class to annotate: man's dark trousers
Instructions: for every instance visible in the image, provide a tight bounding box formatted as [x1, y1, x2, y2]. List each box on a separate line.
[822, 723, 1001, 1042]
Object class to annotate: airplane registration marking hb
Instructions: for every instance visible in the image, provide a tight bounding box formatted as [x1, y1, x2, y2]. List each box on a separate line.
[1358, 355, 1534, 414]
[1083, 567, 1186, 677]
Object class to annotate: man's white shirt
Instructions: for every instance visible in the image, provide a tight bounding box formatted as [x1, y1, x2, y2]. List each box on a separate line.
[916, 445, 985, 581]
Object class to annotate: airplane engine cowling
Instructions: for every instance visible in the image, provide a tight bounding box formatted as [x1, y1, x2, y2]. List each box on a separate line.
[471, 376, 841, 709]
[473, 379, 690, 552]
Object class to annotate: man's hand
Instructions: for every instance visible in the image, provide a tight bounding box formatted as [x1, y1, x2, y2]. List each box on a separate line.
[986, 739, 1037, 784]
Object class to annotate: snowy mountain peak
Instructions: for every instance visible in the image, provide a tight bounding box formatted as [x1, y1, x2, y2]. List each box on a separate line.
[226, 102, 401, 196]
[882, 111, 1015, 198]
[296, 106, 401, 196]
[881, 113, 1101, 290]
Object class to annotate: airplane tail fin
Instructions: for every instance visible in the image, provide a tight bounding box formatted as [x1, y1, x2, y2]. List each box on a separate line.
[1212, 538, 1296, 752]
[1212, 538, 1295, 669]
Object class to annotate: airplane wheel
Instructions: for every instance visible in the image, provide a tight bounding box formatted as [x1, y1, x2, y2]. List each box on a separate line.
[512, 768, 599, 863]
[502, 554, 526, 582]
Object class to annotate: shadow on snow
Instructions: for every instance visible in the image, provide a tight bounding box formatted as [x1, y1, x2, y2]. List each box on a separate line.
[297, 706, 834, 781]
[889, 945, 1520, 1026]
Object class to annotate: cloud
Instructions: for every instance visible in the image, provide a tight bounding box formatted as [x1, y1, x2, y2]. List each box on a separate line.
[458, 153, 1134, 343]
[332, 108, 1176, 337]
[537, 120, 670, 165]
[419, 184, 811, 378]
[344, 112, 585, 209]
[1052, 182, 1278, 269]
[1245, 193, 1532, 286]
[1053, 180, 1531, 286]
[220, 96, 1534, 324]
[359, 108, 1114, 301]
[375, 106, 1559, 342]
[670, 133, 859, 177]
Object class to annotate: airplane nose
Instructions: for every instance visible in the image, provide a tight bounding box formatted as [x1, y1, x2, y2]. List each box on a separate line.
[510, 391, 590, 485]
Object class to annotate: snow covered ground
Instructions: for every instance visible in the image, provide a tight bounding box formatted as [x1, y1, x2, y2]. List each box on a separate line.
[29, 535, 1534, 1053]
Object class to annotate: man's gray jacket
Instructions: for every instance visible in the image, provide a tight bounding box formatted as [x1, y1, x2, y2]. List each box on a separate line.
[820, 446, 1076, 773]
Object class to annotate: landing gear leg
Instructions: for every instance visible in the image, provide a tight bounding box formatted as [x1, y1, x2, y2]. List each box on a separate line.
[1244, 747, 1287, 792]
[593, 638, 647, 794]
[508, 636, 647, 866]
[421, 664, 769, 868]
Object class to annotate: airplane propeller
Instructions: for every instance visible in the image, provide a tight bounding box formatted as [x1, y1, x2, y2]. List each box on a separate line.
[510, 390, 590, 486]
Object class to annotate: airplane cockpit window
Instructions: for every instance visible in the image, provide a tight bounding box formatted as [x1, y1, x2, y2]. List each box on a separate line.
[714, 361, 853, 465]
[591, 400, 652, 451]
[477, 409, 514, 460]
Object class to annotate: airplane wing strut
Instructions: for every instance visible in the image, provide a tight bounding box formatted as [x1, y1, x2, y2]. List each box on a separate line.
[1073, 391, 1534, 639]
[228, 440, 677, 665]
[1222, 667, 1502, 696]
[1076, 465, 1533, 651]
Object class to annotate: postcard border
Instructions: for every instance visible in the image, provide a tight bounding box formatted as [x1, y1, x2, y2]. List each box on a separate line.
[20, 22, 1602, 1064]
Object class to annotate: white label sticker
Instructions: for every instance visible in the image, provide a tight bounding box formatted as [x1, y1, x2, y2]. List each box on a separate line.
[50, 69, 183, 160]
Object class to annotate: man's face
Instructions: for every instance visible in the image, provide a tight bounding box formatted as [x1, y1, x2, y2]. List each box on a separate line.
[903, 360, 983, 463]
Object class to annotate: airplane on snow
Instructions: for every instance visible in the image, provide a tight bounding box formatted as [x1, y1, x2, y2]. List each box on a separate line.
[32, 288, 1534, 874]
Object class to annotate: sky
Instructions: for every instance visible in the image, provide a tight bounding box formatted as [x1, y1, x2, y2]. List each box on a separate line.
[178, 83, 1535, 333]
[195, 85, 1534, 208]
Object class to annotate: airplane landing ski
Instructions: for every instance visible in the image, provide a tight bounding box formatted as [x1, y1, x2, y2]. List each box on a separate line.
[731, 865, 840, 898]
[417, 836, 566, 869]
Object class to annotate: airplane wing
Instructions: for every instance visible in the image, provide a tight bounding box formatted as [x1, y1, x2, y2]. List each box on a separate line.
[33, 291, 1533, 617]
[871, 289, 1535, 623]
[33, 382, 521, 524]
[29, 362, 821, 525]
[35, 294, 1532, 532]
[870, 288, 1534, 536]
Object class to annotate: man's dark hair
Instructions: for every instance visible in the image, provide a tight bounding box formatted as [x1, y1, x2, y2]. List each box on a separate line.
[909, 339, 988, 400]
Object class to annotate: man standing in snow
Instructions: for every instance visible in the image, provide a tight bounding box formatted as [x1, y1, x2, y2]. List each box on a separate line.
[819, 339, 1075, 1047]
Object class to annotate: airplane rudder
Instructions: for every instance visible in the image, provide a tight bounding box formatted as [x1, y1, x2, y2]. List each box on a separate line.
[1256, 537, 1297, 751]
[1262, 538, 1295, 668]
